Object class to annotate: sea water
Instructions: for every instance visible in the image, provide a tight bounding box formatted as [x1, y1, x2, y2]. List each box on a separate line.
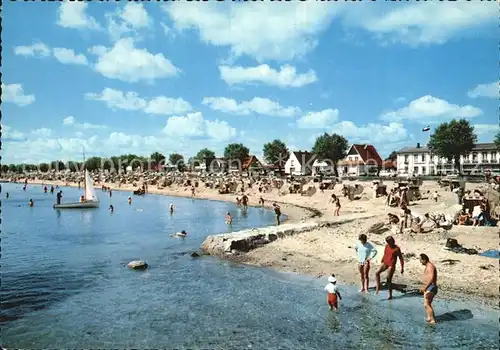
[1, 183, 498, 349]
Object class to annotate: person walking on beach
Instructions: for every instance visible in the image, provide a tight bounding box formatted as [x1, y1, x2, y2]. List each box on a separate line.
[355, 234, 378, 293]
[419, 253, 438, 325]
[324, 275, 342, 311]
[375, 236, 404, 299]
[334, 197, 341, 216]
[259, 197, 265, 207]
[273, 203, 282, 225]
[191, 186, 196, 197]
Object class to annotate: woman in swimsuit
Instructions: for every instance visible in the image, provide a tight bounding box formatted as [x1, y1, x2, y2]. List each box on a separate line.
[355, 234, 378, 293]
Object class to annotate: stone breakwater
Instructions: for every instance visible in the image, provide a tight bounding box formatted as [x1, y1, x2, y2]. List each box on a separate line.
[200, 217, 367, 257]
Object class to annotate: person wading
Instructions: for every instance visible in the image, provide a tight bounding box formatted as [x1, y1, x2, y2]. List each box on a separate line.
[355, 234, 378, 293]
[375, 236, 404, 299]
[419, 253, 438, 325]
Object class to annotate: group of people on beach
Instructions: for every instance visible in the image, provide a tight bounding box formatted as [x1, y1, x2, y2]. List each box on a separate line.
[325, 234, 438, 325]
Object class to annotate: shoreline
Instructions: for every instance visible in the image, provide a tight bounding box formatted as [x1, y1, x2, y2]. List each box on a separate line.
[10, 178, 499, 308]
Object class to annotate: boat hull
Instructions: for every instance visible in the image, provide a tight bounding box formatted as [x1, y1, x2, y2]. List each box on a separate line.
[54, 201, 99, 209]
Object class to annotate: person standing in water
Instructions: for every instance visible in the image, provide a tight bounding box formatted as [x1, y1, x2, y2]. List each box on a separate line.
[225, 212, 232, 225]
[6, 192, 9, 199]
[169, 203, 174, 214]
[355, 234, 378, 293]
[29, 199, 34, 207]
[273, 203, 281, 225]
[109, 190, 112, 198]
[56, 191, 62, 205]
[419, 253, 438, 325]
[375, 236, 404, 299]
[241, 194, 248, 211]
[128, 196, 132, 205]
[109, 205, 114, 213]
[324, 275, 342, 311]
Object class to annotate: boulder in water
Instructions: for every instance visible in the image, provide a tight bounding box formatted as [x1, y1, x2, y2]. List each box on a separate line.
[191, 252, 200, 258]
[127, 260, 148, 270]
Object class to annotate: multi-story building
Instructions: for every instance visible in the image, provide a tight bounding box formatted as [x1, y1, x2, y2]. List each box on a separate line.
[396, 142, 500, 175]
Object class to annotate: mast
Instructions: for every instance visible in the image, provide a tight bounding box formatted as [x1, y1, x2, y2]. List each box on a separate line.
[83, 149, 87, 201]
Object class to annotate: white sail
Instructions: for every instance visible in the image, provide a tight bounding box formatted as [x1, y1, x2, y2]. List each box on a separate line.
[84, 169, 99, 202]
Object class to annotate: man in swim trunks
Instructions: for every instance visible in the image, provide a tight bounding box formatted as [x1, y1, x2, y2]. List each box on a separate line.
[375, 236, 404, 299]
[273, 203, 281, 225]
[419, 253, 438, 325]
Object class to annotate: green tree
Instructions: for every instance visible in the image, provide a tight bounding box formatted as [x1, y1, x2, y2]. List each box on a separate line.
[85, 157, 102, 171]
[312, 133, 349, 177]
[224, 143, 250, 170]
[263, 139, 289, 172]
[494, 131, 500, 149]
[385, 151, 397, 161]
[169, 153, 185, 171]
[428, 119, 477, 174]
[196, 148, 216, 171]
[1, 165, 9, 173]
[150, 152, 166, 170]
[39, 163, 50, 172]
[50, 160, 66, 172]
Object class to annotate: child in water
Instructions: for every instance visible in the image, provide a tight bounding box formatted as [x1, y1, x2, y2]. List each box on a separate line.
[169, 203, 174, 214]
[324, 275, 342, 311]
[29, 199, 34, 207]
[225, 212, 232, 225]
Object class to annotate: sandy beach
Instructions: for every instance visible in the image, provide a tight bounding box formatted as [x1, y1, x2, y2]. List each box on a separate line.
[18, 177, 499, 307]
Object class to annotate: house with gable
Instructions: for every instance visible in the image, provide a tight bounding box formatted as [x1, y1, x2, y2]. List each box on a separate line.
[284, 150, 317, 175]
[337, 144, 383, 176]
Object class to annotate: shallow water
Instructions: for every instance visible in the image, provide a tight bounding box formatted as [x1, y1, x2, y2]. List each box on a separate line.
[1, 183, 498, 348]
[479, 250, 499, 259]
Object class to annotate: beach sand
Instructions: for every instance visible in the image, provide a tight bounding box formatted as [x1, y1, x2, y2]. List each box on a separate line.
[22, 177, 498, 306]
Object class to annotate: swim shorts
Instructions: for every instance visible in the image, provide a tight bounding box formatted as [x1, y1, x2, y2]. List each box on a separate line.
[327, 293, 338, 308]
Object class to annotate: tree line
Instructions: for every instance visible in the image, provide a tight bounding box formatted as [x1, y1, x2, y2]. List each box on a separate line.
[2, 120, 499, 175]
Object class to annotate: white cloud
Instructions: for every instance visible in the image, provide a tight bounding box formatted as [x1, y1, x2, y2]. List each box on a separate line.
[57, 1, 101, 30]
[63, 116, 75, 125]
[106, 3, 152, 41]
[202, 97, 300, 117]
[13, 43, 51, 57]
[1, 83, 35, 106]
[163, 2, 339, 62]
[31, 128, 53, 138]
[332, 121, 409, 144]
[62, 116, 106, 130]
[143, 96, 193, 115]
[380, 95, 483, 123]
[219, 64, 317, 88]
[467, 81, 498, 99]
[89, 38, 180, 83]
[474, 124, 500, 139]
[296, 109, 339, 129]
[342, 2, 497, 46]
[53, 48, 88, 65]
[163, 112, 236, 141]
[3, 125, 26, 142]
[14, 43, 89, 66]
[85, 88, 192, 115]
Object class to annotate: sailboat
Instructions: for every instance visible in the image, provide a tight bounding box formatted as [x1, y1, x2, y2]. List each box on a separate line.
[54, 169, 99, 209]
[54, 152, 99, 209]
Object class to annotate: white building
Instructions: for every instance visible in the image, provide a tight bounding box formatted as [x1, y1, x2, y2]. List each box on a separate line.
[396, 142, 500, 175]
[284, 151, 316, 175]
[337, 144, 383, 176]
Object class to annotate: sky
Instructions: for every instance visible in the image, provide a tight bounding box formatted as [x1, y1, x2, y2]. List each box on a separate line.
[2, 0, 499, 164]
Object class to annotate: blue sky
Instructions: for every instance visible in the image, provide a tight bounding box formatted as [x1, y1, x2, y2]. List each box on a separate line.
[3, 1, 499, 164]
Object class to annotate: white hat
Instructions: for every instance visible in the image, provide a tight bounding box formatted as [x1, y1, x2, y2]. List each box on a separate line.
[328, 275, 337, 283]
